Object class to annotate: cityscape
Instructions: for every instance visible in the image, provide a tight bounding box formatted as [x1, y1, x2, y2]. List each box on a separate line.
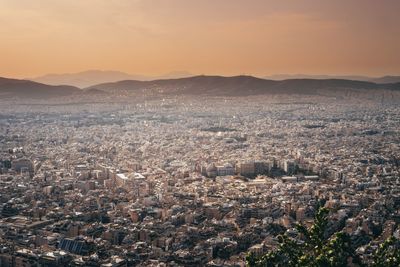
[1, 1, 400, 266]
[0, 92, 399, 266]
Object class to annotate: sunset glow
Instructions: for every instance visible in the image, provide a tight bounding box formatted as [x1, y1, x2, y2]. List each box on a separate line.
[1, 0, 400, 78]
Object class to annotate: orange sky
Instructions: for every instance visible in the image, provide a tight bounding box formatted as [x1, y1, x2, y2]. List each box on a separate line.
[1, 0, 400, 78]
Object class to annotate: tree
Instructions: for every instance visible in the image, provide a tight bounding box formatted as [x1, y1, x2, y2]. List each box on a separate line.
[246, 207, 361, 267]
[371, 236, 400, 267]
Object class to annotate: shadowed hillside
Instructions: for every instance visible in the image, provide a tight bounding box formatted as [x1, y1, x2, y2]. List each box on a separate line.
[0, 77, 81, 98]
[2, 75, 400, 100]
[88, 75, 400, 97]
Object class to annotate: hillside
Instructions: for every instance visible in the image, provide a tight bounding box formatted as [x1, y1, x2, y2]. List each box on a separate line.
[31, 70, 141, 88]
[2, 75, 400, 100]
[88, 75, 400, 96]
[31, 70, 194, 88]
[0, 77, 81, 98]
[370, 76, 400, 84]
[264, 74, 400, 84]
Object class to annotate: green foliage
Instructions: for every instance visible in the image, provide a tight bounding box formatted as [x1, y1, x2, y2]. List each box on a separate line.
[371, 236, 400, 267]
[246, 207, 359, 267]
[247, 207, 400, 267]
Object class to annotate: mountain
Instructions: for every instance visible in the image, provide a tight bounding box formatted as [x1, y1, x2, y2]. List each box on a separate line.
[264, 74, 373, 81]
[88, 75, 400, 96]
[0, 77, 81, 98]
[31, 70, 143, 88]
[31, 70, 193, 88]
[88, 75, 274, 95]
[369, 76, 400, 84]
[2, 75, 399, 100]
[264, 74, 400, 84]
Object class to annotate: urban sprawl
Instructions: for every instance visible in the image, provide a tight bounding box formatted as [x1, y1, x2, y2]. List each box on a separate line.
[0, 95, 399, 266]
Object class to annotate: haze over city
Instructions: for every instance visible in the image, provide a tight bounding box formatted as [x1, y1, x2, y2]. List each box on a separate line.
[1, 1, 400, 267]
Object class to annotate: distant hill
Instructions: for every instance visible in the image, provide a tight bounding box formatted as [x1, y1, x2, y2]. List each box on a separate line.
[88, 75, 273, 95]
[2, 75, 400, 100]
[264, 74, 373, 81]
[88, 75, 400, 96]
[369, 76, 400, 84]
[264, 74, 400, 84]
[31, 70, 143, 88]
[31, 70, 193, 88]
[0, 77, 81, 98]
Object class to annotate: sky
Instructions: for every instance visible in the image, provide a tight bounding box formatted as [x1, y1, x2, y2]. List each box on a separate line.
[1, 0, 400, 78]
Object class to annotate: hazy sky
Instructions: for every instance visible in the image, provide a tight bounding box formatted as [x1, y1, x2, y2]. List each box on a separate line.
[1, 0, 400, 78]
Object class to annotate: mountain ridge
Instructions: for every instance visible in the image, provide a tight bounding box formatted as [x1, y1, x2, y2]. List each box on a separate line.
[0, 77, 81, 98]
[264, 74, 400, 84]
[87, 75, 400, 96]
[1, 75, 400, 99]
[30, 70, 193, 88]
